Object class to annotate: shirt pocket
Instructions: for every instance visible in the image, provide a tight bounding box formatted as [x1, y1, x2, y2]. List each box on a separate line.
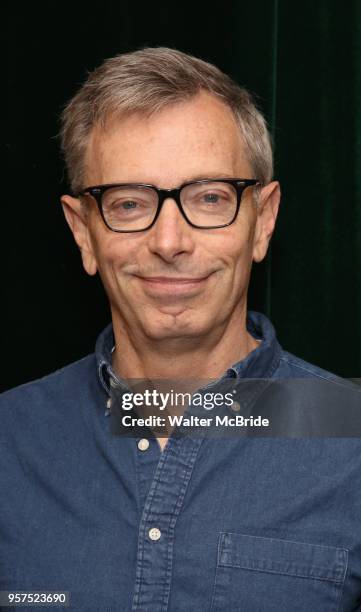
[210, 532, 348, 612]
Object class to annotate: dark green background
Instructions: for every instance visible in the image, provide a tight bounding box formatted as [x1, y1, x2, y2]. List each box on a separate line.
[4, 1, 361, 391]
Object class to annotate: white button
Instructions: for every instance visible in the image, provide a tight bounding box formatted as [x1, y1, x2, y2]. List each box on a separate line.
[148, 527, 161, 541]
[231, 400, 241, 412]
[138, 438, 150, 451]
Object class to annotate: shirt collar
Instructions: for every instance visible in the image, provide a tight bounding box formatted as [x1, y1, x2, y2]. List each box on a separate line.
[95, 310, 282, 397]
[95, 322, 117, 396]
[225, 310, 282, 379]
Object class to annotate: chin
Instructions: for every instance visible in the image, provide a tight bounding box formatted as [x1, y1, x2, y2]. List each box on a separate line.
[142, 309, 208, 340]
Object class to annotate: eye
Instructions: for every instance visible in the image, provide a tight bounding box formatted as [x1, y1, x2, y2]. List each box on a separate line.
[121, 200, 138, 209]
[202, 193, 220, 204]
[108, 199, 141, 212]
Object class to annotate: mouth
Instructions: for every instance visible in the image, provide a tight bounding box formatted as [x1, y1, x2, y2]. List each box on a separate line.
[135, 273, 214, 297]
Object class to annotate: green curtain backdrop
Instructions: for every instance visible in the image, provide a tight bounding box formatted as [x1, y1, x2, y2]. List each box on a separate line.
[3, 0, 361, 391]
[270, 1, 361, 377]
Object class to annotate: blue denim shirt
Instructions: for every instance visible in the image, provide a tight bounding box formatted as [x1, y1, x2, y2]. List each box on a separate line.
[1, 311, 361, 611]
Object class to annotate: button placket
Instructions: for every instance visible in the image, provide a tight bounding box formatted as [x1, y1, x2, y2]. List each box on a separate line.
[131, 436, 204, 612]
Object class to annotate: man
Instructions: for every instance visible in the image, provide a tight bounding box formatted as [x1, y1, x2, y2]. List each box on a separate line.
[1, 47, 361, 611]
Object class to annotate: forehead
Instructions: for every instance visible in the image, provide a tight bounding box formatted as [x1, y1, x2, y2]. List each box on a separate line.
[84, 91, 251, 187]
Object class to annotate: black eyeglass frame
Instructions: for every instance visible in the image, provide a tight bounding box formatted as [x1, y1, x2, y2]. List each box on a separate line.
[76, 178, 260, 232]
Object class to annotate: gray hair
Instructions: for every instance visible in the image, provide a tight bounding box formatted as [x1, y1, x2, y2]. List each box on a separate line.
[59, 47, 273, 194]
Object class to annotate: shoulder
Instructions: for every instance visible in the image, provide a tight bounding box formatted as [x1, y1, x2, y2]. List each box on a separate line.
[260, 350, 361, 436]
[0, 354, 98, 420]
[0, 354, 106, 480]
[278, 350, 338, 379]
[277, 349, 358, 387]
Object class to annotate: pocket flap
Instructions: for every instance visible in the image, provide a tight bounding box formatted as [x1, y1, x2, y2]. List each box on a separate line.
[218, 533, 348, 582]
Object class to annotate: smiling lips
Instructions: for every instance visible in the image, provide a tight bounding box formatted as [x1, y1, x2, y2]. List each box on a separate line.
[142, 276, 207, 283]
[136, 274, 212, 296]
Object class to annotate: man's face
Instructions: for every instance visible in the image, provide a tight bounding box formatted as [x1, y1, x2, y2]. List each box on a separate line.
[62, 91, 279, 341]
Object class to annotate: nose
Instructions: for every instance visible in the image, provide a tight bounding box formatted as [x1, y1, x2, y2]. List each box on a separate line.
[146, 197, 195, 263]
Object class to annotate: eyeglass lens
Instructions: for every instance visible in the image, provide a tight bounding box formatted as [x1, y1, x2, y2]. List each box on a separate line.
[100, 182, 238, 230]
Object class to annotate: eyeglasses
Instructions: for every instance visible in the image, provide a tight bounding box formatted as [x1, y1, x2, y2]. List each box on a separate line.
[76, 178, 259, 232]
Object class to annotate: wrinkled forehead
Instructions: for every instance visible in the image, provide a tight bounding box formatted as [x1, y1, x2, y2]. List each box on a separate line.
[83, 92, 251, 187]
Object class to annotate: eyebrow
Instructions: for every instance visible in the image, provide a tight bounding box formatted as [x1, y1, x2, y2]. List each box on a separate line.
[184, 172, 238, 182]
[80, 173, 242, 194]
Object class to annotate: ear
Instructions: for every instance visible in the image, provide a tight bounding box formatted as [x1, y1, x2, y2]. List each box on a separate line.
[60, 195, 98, 276]
[252, 181, 281, 263]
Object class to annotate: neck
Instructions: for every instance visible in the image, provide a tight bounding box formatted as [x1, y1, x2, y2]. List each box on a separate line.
[111, 306, 260, 383]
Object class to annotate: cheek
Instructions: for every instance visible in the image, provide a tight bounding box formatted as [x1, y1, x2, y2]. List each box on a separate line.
[93, 239, 138, 304]
[90, 225, 140, 272]
[230, 215, 256, 266]
[94, 242, 119, 271]
[212, 227, 254, 271]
